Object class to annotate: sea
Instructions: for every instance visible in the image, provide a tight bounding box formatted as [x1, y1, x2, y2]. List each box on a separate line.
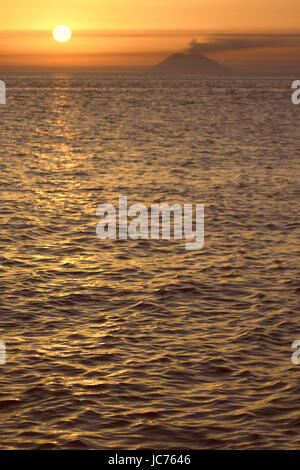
[0, 74, 299, 449]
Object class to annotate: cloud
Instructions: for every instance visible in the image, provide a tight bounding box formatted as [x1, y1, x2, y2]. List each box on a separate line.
[185, 34, 300, 55]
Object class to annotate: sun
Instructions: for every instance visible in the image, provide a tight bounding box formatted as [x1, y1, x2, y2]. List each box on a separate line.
[53, 25, 72, 43]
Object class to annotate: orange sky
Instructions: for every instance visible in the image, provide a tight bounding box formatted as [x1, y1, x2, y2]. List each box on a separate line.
[1, 0, 300, 72]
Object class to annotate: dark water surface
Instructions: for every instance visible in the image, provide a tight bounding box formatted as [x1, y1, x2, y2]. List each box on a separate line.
[0, 75, 299, 449]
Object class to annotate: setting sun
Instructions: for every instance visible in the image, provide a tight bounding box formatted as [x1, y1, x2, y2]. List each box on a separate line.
[53, 25, 72, 43]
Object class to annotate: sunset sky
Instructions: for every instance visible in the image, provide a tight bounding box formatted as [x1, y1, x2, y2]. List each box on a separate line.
[1, 0, 300, 72]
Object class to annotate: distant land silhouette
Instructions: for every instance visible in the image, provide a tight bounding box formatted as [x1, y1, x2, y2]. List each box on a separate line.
[150, 52, 230, 75]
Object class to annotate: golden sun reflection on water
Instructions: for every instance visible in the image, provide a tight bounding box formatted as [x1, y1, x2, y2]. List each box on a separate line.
[0, 75, 299, 449]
